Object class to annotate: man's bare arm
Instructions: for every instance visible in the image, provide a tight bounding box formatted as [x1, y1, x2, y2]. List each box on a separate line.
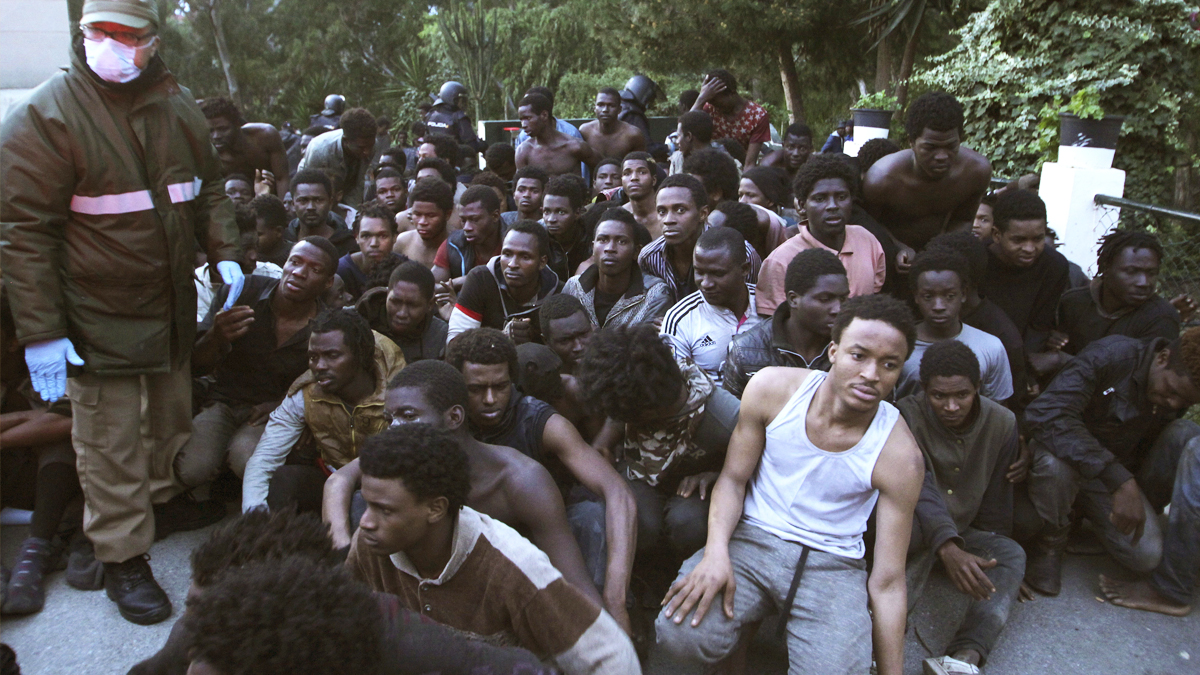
[508, 458, 604, 606]
[264, 126, 291, 199]
[744, 142, 763, 169]
[515, 142, 531, 169]
[572, 138, 601, 169]
[661, 368, 786, 626]
[869, 421, 925, 675]
[543, 415, 636, 629]
[323, 458, 362, 550]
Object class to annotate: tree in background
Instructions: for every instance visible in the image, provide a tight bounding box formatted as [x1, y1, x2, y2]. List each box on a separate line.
[915, 0, 1200, 211]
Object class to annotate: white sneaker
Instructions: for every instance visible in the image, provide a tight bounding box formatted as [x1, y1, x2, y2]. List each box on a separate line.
[923, 655, 981, 675]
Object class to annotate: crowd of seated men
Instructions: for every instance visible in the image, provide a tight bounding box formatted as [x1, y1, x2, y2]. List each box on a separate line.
[4, 79, 1198, 675]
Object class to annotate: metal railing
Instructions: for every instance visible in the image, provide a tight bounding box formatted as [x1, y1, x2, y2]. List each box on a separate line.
[1093, 194, 1200, 226]
[1092, 194, 1200, 313]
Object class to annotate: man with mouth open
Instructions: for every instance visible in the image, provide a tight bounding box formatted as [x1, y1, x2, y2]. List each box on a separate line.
[654, 294, 924, 675]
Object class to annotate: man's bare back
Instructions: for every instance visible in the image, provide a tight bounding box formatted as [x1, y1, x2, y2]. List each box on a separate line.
[216, 123, 290, 199]
[580, 119, 646, 162]
[394, 230, 444, 268]
[516, 129, 593, 177]
[863, 146, 991, 251]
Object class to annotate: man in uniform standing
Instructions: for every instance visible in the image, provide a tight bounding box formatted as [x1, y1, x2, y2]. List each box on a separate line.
[0, 0, 244, 625]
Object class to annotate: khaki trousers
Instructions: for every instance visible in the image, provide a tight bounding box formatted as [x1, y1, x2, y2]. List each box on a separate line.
[67, 361, 191, 563]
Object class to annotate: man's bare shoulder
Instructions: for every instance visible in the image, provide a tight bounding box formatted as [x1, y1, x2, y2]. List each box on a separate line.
[578, 120, 600, 137]
[873, 413, 924, 492]
[958, 146, 993, 184]
[242, 122, 281, 141]
[864, 149, 914, 191]
[515, 141, 533, 161]
[742, 366, 813, 417]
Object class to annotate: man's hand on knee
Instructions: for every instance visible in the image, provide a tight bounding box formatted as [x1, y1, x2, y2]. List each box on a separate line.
[1110, 478, 1147, 543]
[661, 550, 736, 627]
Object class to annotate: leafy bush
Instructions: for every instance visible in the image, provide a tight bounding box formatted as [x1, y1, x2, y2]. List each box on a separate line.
[914, 0, 1200, 210]
[854, 91, 900, 111]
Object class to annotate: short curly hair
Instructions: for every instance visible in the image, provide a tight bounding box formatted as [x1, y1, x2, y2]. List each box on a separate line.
[856, 138, 900, 174]
[658, 173, 708, 212]
[293, 168, 332, 197]
[410, 175, 456, 213]
[926, 231, 987, 289]
[513, 165, 549, 189]
[784, 248, 846, 297]
[683, 148, 739, 203]
[696, 226, 747, 266]
[446, 327, 518, 380]
[1167, 326, 1200, 386]
[353, 199, 397, 236]
[359, 424, 470, 513]
[199, 96, 244, 126]
[421, 133, 460, 165]
[577, 324, 684, 422]
[189, 509, 341, 588]
[311, 308, 376, 375]
[831, 294, 917, 359]
[992, 189, 1046, 234]
[919, 339, 981, 388]
[545, 174, 588, 211]
[186, 557, 382, 675]
[386, 259, 435, 300]
[1096, 229, 1163, 275]
[742, 166, 791, 209]
[485, 143, 515, 169]
[792, 154, 859, 204]
[712, 201, 758, 244]
[909, 246, 970, 293]
[250, 193, 288, 231]
[904, 91, 964, 142]
[470, 170, 507, 193]
[387, 359, 468, 413]
[678, 110, 714, 144]
[416, 158, 458, 189]
[459, 184, 501, 212]
[539, 293, 587, 339]
[340, 107, 378, 141]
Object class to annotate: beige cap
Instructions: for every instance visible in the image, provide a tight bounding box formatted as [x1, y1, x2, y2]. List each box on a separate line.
[80, 0, 158, 29]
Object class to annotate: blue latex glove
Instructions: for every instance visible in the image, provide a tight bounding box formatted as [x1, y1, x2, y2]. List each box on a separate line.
[216, 260, 246, 310]
[25, 338, 84, 402]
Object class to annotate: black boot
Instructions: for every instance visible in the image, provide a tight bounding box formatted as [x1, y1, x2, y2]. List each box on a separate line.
[103, 555, 171, 625]
[1024, 522, 1072, 596]
[153, 493, 226, 541]
[2, 538, 52, 615]
[65, 531, 104, 591]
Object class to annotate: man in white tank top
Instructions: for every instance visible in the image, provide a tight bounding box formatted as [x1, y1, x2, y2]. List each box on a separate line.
[655, 295, 925, 675]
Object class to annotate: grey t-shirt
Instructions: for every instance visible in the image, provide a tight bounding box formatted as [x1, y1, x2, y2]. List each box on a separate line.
[896, 323, 1014, 402]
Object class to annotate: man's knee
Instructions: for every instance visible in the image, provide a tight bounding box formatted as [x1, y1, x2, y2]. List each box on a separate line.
[1028, 449, 1080, 528]
[654, 611, 737, 668]
[227, 424, 265, 478]
[1123, 530, 1163, 573]
[665, 495, 709, 557]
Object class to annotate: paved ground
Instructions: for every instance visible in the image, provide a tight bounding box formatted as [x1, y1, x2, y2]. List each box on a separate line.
[2, 515, 1196, 675]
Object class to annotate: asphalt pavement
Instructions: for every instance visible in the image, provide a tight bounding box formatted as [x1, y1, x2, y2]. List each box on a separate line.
[1, 515, 1196, 675]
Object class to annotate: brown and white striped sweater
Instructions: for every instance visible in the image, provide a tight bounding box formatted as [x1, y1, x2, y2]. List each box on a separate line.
[347, 507, 640, 675]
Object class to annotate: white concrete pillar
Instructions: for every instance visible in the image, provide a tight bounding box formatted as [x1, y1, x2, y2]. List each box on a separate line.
[1039, 162, 1125, 277]
[0, 0, 70, 121]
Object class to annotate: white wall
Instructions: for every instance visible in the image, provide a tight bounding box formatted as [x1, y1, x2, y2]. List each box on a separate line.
[0, 0, 70, 120]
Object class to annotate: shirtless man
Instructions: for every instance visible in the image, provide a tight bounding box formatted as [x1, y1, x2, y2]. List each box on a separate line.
[863, 92, 991, 273]
[393, 177, 453, 268]
[322, 360, 602, 608]
[656, 294, 924, 675]
[515, 94, 599, 178]
[580, 88, 647, 162]
[200, 97, 290, 199]
[760, 123, 815, 181]
[619, 152, 661, 239]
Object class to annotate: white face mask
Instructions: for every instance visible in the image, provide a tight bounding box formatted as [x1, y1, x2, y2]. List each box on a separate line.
[84, 37, 148, 84]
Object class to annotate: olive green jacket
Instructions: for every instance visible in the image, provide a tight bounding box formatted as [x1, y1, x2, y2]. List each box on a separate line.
[0, 43, 241, 375]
